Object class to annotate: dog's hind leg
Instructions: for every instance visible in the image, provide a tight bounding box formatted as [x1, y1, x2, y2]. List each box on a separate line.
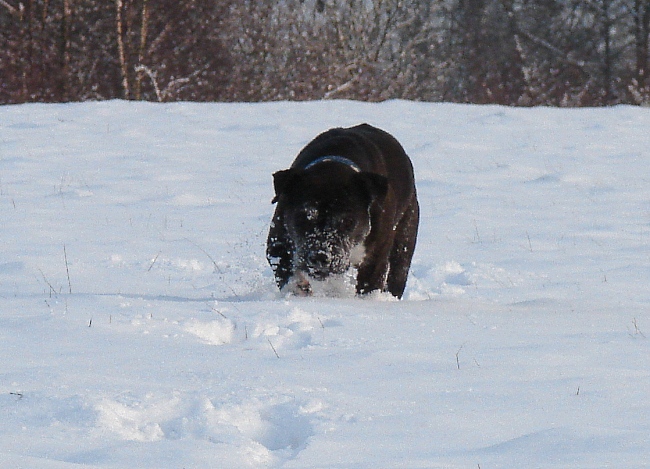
[386, 195, 419, 299]
[266, 207, 294, 290]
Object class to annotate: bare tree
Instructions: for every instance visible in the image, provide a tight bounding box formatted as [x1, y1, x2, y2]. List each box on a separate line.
[630, 0, 650, 102]
[1, 0, 650, 105]
[219, 0, 445, 102]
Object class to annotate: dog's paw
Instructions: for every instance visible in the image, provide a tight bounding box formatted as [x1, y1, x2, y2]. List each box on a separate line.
[284, 273, 313, 297]
[294, 280, 313, 297]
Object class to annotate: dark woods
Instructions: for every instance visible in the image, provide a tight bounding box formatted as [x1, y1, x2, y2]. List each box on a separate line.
[1, 0, 650, 106]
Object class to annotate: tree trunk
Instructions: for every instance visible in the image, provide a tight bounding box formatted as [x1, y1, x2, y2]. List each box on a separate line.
[135, 0, 148, 100]
[115, 0, 130, 99]
[601, 0, 613, 104]
[635, 0, 650, 89]
[58, 0, 71, 101]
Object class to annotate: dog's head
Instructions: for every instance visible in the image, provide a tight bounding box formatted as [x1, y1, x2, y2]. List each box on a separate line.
[272, 163, 388, 280]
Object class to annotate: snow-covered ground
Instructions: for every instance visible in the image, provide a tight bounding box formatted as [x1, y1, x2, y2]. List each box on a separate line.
[1, 100, 649, 468]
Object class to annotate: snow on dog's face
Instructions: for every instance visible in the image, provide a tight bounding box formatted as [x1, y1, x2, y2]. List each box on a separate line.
[273, 162, 387, 280]
[287, 200, 365, 279]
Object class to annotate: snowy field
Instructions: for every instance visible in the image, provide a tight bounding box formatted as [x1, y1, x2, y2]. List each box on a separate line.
[1, 100, 649, 468]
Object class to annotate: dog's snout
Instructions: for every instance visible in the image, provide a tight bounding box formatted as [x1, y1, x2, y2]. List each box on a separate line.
[304, 250, 334, 280]
[307, 251, 329, 267]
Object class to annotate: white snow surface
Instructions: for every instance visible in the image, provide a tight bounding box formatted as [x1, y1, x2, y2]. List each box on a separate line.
[1, 100, 649, 468]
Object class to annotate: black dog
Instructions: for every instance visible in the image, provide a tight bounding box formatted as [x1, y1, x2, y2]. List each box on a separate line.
[266, 124, 419, 298]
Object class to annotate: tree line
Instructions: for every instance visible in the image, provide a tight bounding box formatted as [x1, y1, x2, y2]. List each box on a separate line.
[1, 0, 649, 106]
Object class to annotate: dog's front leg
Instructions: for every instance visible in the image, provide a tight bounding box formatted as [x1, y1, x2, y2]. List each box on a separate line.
[266, 207, 294, 290]
[355, 255, 390, 296]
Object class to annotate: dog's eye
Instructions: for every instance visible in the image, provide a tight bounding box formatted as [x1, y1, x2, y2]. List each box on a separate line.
[304, 207, 318, 221]
[297, 207, 318, 224]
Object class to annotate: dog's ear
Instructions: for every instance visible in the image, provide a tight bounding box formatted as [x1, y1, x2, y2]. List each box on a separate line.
[354, 172, 388, 203]
[272, 169, 298, 203]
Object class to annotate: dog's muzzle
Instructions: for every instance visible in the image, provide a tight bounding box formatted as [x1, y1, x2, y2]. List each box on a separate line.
[304, 252, 342, 279]
[299, 241, 350, 280]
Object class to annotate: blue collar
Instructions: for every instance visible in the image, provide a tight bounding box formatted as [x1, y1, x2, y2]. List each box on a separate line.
[303, 155, 362, 173]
